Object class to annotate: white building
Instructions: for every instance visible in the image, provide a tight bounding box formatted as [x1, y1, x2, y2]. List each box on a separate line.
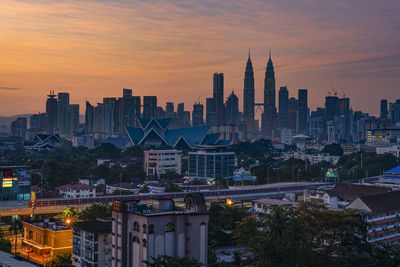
[280, 128, 292, 145]
[282, 152, 340, 165]
[72, 219, 112, 267]
[376, 145, 400, 158]
[106, 183, 140, 195]
[55, 183, 96, 199]
[144, 149, 182, 178]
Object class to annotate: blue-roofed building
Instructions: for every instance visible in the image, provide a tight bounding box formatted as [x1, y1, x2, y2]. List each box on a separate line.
[125, 118, 232, 149]
[379, 165, 400, 185]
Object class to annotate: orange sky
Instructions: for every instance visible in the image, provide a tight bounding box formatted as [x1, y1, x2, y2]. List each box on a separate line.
[1, 0, 400, 116]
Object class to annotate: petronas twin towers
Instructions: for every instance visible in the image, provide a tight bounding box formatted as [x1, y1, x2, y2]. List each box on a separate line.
[243, 50, 276, 139]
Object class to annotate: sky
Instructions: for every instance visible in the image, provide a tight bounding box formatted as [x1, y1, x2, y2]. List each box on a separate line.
[0, 0, 400, 117]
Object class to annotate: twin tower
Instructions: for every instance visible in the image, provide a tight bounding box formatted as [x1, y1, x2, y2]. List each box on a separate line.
[243, 50, 276, 139]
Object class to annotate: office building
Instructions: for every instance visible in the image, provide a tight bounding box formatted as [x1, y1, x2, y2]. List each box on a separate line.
[30, 113, 47, 131]
[144, 149, 182, 178]
[213, 73, 225, 124]
[390, 99, 400, 123]
[10, 117, 27, 138]
[188, 151, 235, 179]
[46, 91, 58, 134]
[192, 102, 204, 126]
[68, 104, 80, 136]
[325, 95, 340, 121]
[297, 89, 308, 135]
[0, 166, 31, 201]
[58, 92, 70, 135]
[206, 98, 217, 125]
[262, 51, 276, 139]
[243, 52, 255, 137]
[225, 91, 239, 126]
[278, 86, 289, 129]
[176, 103, 185, 127]
[85, 101, 95, 134]
[288, 97, 298, 134]
[72, 219, 112, 267]
[166, 102, 175, 119]
[112, 193, 209, 266]
[380, 99, 388, 119]
[143, 96, 157, 119]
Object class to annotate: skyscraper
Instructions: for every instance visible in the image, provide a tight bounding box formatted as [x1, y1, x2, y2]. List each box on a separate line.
[226, 91, 239, 126]
[166, 102, 175, 119]
[380, 99, 388, 119]
[297, 89, 308, 135]
[213, 73, 225, 124]
[143, 96, 157, 119]
[68, 104, 80, 136]
[390, 99, 400, 123]
[176, 103, 185, 127]
[192, 102, 204, 126]
[206, 97, 217, 125]
[57, 92, 70, 135]
[46, 91, 58, 134]
[243, 51, 255, 136]
[85, 101, 94, 134]
[11, 117, 27, 138]
[278, 86, 289, 129]
[262, 51, 276, 139]
[325, 96, 340, 121]
[288, 97, 298, 134]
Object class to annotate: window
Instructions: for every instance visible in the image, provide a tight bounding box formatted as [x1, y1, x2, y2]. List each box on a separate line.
[143, 239, 147, 247]
[143, 224, 147, 233]
[133, 221, 140, 232]
[164, 223, 175, 232]
[148, 224, 155, 234]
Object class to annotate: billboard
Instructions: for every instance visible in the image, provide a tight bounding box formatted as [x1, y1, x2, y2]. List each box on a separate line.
[2, 177, 18, 188]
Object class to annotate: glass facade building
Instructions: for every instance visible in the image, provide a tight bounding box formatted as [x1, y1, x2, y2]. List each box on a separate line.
[0, 166, 31, 201]
[188, 151, 235, 179]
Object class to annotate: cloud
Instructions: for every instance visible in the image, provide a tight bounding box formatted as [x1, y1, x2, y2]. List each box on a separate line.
[0, 86, 19, 90]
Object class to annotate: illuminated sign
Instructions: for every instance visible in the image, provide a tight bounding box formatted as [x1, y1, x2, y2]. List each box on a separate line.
[2, 178, 18, 188]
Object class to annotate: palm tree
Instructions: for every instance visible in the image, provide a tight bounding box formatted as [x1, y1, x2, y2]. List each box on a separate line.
[62, 207, 77, 226]
[9, 217, 23, 255]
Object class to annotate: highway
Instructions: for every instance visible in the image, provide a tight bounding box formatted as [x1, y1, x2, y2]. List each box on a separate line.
[0, 182, 330, 216]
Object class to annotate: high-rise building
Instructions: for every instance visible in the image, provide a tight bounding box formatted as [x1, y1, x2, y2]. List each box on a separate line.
[156, 106, 166, 119]
[206, 97, 217, 125]
[57, 92, 70, 135]
[339, 97, 352, 138]
[68, 104, 80, 136]
[11, 117, 27, 138]
[143, 96, 157, 119]
[176, 103, 185, 127]
[85, 101, 94, 134]
[166, 102, 175, 119]
[123, 88, 132, 98]
[325, 95, 340, 121]
[213, 73, 225, 124]
[225, 91, 239, 126]
[30, 113, 47, 131]
[46, 91, 58, 134]
[262, 51, 276, 139]
[121, 94, 141, 129]
[288, 97, 298, 134]
[278, 86, 289, 129]
[192, 102, 204, 126]
[243, 52, 255, 136]
[103, 97, 117, 133]
[297, 89, 308, 135]
[380, 99, 388, 119]
[390, 99, 400, 123]
[183, 111, 191, 127]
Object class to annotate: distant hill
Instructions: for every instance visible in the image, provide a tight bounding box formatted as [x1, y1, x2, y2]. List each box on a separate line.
[0, 114, 32, 129]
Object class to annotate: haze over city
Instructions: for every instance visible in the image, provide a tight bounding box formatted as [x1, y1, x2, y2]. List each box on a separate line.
[1, 0, 400, 116]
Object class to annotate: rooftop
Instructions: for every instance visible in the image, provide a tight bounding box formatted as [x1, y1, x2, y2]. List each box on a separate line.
[326, 183, 391, 198]
[358, 191, 400, 214]
[24, 219, 72, 231]
[55, 182, 96, 191]
[74, 219, 112, 233]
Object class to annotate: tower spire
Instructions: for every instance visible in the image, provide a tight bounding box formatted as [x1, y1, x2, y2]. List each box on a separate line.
[248, 48, 251, 58]
[269, 48, 271, 59]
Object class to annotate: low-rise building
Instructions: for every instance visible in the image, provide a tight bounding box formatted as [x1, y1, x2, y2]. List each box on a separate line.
[55, 183, 96, 199]
[188, 150, 235, 179]
[379, 165, 400, 187]
[112, 193, 209, 267]
[376, 145, 400, 158]
[144, 149, 182, 178]
[282, 152, 340, 165]
[72, 219, 112, 267]
[106, 183, 140, 195]
[304, 183, 391, 209]
[22, 219, 72, 259]
[0, 166, 31, 201]
[346, 191, 400, 244]
[253, 198, 298, 214]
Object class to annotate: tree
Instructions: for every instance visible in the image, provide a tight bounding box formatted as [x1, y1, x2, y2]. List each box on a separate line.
[111, 189, 134, 195]
[321, 143, 343, 156]
[144, 255, 202, 267]
[9, 217, 23, 255]
[0, 238, 11, 253]
[62, 207, 77, 225]
[46, 252, 72, 267]
[140, 184, 150, 193]
[78, 203, 111, 221]
[165, 182, 183, 192]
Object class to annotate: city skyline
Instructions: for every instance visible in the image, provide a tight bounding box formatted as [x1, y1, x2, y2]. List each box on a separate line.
[1, 0, 400, 116]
